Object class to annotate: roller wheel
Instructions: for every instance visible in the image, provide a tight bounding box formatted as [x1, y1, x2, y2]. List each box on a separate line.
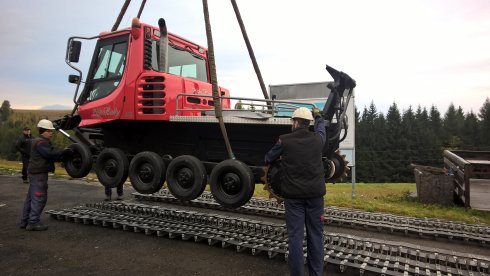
[262, 160, 284, 202]
[210, 159, 255, 209]
[325, 150, 349, 182]
[64, 143, 92, 178]
[129, 151, 166, 194]
[166, 155, 207, 201]
[95, 148, 129, 188]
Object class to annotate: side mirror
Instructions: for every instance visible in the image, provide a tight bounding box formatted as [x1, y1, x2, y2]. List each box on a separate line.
[68, 74, 80, 84]
[68, 40, 82, 63]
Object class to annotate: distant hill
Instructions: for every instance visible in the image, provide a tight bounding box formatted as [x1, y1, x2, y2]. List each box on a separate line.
[13, 109, 71, 119]
[40, 104, 72, 110]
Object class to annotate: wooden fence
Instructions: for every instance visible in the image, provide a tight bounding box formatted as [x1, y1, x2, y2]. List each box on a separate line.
[443, 150, 490, 208]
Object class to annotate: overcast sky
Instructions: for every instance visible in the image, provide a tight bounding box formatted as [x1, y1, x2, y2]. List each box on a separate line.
[1, 0, 489, 114]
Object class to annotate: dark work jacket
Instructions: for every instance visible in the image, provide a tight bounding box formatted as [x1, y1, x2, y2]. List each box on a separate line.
[28, 136, 64, 174]
[15, 134, 32, 157]
[265, 117, 326, 199]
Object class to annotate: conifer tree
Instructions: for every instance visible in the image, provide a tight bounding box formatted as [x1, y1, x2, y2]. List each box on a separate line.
[478, 98, 490, 149]
[415, 106, 441, 166]
[462, 111, 479, 149]
[429, 105, 444, 145]
[443, 103, 464, 148]
[385, 102, 402, 181]
[373, 113, 388, 182]
[400, 106, 416, 181]
[356, 105, 374, 181]
[0, 100, 12, 122]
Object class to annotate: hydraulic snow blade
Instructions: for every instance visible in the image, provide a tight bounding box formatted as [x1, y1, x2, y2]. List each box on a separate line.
[322, 65, 356, 122]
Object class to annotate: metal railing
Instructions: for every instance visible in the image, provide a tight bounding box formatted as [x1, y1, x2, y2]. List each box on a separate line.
[174, 93, 317, 115]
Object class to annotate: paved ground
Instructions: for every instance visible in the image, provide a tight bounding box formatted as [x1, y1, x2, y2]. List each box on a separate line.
[1, 173, 488, 276]
[0, 174, 290, 276]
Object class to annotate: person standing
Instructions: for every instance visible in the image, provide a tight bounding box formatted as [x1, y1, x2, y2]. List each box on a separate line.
[265, 107, 326, 276]
[15, 127, 32, 184]
[20, 119, 72, 231]
[104, 184, 124, 201]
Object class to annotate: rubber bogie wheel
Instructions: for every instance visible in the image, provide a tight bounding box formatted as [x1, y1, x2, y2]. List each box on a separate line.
[95, 148, 129, 188]
[129, 151, 166, 194]
[166, 155, 207, 201]
[210, 159, 255, 209]
[64, 143, 92, 178]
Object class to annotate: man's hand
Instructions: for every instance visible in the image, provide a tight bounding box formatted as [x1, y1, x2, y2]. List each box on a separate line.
[312, 108, 322, 118]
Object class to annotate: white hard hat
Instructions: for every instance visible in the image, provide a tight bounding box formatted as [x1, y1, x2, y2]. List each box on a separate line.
[292, 107, 314, 121]
[37, 119, 55, 130]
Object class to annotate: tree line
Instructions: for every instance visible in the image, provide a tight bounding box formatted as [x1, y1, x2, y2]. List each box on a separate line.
[1, 98, 490, 183]
[0, 100, 70, 160]
[355, 98, 490, 182]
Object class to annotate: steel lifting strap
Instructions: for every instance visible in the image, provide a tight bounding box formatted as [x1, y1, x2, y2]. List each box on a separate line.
[202, 0, 235, 160]
[230, 0, 270, 103]
[112, 0, 132, 32]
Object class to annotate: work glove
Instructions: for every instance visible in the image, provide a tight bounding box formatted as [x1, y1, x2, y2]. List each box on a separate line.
[312, 108, 322, 118]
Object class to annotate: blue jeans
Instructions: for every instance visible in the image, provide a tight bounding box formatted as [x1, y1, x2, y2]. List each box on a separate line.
[284, 197, 324, 276]
[21, 173, 48, 225]
[105, 183, 123, 197]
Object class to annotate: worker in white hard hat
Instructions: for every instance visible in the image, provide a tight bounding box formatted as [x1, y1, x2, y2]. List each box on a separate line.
[264, 107, 326, 276]
[20, 119, 73, 231]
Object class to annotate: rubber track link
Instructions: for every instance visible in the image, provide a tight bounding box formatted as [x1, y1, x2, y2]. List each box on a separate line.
[47, 202, 490, 276]
[133, 189, 490, 246]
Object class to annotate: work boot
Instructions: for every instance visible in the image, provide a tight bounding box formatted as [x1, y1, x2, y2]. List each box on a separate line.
[104, 196, 111, 201]
[116, 195, 123, 201]
[19, 222, 27, 229]
[26, 223, 48, 231]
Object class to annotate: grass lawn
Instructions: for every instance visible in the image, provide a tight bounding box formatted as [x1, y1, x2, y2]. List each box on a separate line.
[2, 159, 489, 225]
[254, 183, 490, 225]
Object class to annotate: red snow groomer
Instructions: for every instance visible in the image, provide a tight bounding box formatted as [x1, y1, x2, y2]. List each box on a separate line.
[56, 18, 355, 208]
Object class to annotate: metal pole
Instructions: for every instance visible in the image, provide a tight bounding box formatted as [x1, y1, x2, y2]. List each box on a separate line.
[202, 0, 235, 159]
[351, 165, 356, 198]
[351, 95, 356, 199]
[112, 0, 132, 31]
[230, 0, 269, 101]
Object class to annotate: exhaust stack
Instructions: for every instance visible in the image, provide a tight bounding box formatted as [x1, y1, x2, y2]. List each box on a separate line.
[158, 18, 168, 73]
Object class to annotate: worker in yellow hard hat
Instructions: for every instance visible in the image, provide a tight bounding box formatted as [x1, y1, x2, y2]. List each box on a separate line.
[265, 107, 326, 276]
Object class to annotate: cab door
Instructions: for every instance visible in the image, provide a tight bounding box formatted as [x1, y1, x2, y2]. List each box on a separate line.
[78, 35, 129, 126]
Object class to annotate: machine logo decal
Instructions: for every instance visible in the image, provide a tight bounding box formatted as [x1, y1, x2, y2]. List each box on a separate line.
[192, 88, 209, 94]
[92, 106, 121, 118]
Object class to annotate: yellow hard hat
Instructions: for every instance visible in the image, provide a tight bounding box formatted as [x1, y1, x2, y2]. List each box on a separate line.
[37, 119, 55, 130]
[292, 107, 314, 121]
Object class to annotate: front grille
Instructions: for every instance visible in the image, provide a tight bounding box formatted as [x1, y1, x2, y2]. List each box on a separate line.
[138, 76, 166, 115]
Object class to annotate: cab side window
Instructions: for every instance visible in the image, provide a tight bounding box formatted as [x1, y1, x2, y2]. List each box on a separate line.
[151, 42, 208, 83]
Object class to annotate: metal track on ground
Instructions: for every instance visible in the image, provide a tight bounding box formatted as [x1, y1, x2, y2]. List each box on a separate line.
[133, 190, 490, 246]
[47, 201, 490, 276]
